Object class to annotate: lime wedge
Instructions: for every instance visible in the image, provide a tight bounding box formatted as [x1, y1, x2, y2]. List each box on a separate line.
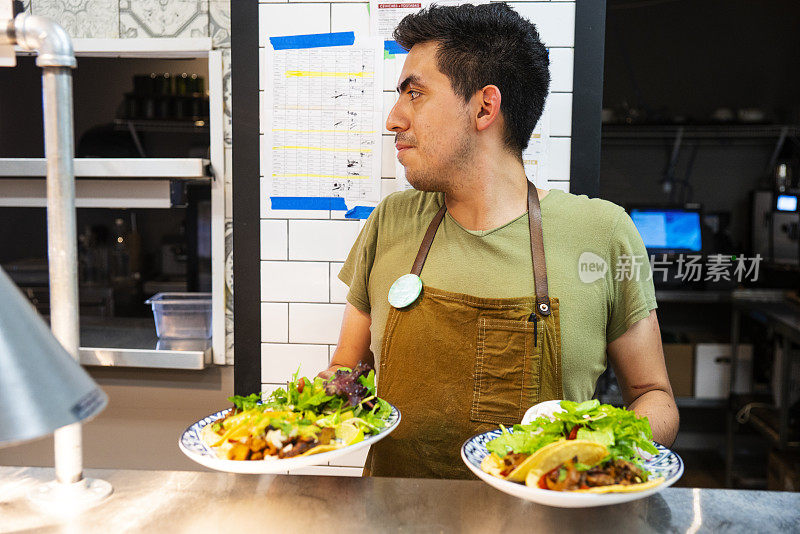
[336, 422, 364, 446]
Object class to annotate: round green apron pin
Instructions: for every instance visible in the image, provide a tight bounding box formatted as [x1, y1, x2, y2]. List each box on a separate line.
[388, 273, 422, 308]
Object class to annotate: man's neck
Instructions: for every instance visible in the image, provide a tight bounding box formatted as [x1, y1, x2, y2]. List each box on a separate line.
[443, 157, 548, 232]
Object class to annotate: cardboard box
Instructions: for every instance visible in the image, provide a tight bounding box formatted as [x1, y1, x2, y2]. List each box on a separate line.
[768, 449, 800, 492]
[694, 343, 753, 399]
[663, 343, 694, 397]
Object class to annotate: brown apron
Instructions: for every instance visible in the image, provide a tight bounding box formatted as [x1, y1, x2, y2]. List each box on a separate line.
[366, 181, 563, 479]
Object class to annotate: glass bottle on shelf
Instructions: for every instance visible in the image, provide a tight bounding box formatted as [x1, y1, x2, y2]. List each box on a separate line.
[110, 217, 131, 281]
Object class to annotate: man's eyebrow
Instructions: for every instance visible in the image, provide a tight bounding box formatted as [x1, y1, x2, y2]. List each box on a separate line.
[396, 74, 424, 94]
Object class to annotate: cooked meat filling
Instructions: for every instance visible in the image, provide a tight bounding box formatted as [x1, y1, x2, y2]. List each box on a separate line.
[499, 453, 529, 478]
[539, 457, 646, 491]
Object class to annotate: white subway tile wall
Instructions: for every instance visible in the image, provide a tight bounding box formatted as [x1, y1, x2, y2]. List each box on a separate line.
[289, 220, 362, 261]
[260, 220, 288, 260]
[261, 343, 329, 383]
[259, 0, 577, 475]
[261, 261, 329, 302]
[329, 263, 350, 303]
[288, 303, 346, 344]
[261, 302, 289, 342]
[548, 47, 574, 93]
[546, 92, 573, 137]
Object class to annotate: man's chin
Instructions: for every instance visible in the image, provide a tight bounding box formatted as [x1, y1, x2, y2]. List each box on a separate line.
[405, 172, 442, 193]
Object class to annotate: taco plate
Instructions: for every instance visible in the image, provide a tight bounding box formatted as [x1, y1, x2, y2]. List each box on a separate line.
[463, 399, 682, 507]
[463, 430, 682, 508]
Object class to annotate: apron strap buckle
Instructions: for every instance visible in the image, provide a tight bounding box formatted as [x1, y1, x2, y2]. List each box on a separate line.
[537, 299, 551, 316]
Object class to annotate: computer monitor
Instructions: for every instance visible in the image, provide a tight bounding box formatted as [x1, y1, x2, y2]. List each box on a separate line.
[629, 207, 703, 253]
[776, 194, 798, 212]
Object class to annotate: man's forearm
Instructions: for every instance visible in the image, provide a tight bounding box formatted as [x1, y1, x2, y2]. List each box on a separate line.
[629, 389, 679, 447]
[318, 302, 373, 379]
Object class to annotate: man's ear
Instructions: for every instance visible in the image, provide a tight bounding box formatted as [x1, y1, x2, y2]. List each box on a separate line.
[475, 85, 502, 132]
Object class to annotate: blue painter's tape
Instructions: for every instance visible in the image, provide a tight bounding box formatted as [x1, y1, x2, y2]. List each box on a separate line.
[270, 197, 348, 211]
[384, 40, 408, 55]
[345, 206, 376, 219]
[270, 32, 355, 51]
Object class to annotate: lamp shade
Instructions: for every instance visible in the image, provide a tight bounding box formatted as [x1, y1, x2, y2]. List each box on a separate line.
[0, 266, 107, 446]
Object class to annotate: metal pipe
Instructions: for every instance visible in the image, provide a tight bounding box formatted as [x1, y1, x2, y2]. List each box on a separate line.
[12, 12, 82, 485]
[42, 67, 82, 484]
[12, 13, 76, 68]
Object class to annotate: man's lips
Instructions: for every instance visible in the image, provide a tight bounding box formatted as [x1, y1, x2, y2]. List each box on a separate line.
[395, 144, 414, 155]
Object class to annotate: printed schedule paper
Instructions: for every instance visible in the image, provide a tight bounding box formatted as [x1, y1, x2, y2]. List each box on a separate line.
[264, 33, 384, 209]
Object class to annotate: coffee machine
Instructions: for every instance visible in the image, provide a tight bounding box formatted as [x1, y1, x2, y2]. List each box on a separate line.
[772, 190, 799, 266]
[753, 162, 800, 266]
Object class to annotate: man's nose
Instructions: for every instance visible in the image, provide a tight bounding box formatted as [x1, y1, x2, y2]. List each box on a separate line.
[386, 98, 408, 133]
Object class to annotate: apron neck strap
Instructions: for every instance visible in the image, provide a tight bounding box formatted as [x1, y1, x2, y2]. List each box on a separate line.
[411, 203, 447, 276]
[410, 183, 551, 316]
[527, 180, 551, 316]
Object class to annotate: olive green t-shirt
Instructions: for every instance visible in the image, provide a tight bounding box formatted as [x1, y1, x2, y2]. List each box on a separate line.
[338, 188, 657, 402]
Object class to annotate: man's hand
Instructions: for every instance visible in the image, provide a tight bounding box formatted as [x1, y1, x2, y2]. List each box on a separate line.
[317, 364, 344, 380]
[316, 303, 373, 379]
[607, 309, 679, 446]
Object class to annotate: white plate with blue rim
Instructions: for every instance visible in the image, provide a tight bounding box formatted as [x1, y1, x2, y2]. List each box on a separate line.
[179, 404, 401, 474]
[460, 401, 684, 508]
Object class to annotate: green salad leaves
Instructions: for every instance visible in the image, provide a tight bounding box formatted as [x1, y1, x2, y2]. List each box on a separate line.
[226, 363, 393, 437]
[486, 399, 658, 463]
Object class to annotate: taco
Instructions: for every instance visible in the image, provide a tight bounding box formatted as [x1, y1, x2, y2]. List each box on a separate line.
[524, 440, 664, 493]
[481, 439, 605, 483]
[479, 400, 665, 493]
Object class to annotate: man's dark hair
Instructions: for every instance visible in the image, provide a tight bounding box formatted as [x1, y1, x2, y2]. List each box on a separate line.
[394, 3, 550, 155]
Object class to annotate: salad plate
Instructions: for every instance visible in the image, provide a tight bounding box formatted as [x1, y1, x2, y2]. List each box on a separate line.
[180, 403, 399, 474]
[179, 364, 400, 474]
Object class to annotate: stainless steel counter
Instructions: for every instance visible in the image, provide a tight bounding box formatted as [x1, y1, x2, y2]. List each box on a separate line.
[1, 466, 798, 533]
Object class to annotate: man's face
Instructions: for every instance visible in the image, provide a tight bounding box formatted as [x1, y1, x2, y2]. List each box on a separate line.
[387, 41, 475, 192]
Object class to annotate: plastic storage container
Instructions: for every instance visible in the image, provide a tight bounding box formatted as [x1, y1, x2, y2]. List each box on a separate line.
[145, 292, 212, 339]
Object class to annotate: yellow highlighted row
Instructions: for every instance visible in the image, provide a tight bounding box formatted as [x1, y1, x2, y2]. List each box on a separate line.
[273, 173, 370, 179]
[273, 146, 371, 153]
[285, 71, 373, 78]
[273, 128, 377, 134]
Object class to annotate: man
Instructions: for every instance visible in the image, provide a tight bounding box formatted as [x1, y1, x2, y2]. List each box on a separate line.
[319, 3, 678, 479]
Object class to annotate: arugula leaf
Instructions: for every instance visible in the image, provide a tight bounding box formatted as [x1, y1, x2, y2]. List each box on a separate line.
[228, 393, 261, 411]
[294, 378, 336, 410]
[358, 369, 376, 394]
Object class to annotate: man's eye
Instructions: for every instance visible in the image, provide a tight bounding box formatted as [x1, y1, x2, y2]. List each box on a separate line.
[409, 90, 421, 100]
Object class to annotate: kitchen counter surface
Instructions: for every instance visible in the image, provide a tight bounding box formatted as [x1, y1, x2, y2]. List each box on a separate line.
[1, 466, 798, 533]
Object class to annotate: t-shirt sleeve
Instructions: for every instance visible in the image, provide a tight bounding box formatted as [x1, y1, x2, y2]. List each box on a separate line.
[605, 209, 658, 344]
[338, 208, 380, 315]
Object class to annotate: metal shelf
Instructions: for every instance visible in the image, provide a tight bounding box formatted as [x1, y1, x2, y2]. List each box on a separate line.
[603, 124, 800, 150]
[78, 317, 211, 370]
[603, 124, 800, 140]
[113, 119, 209, 134]
[0, 157, 210, 179]
[15, 38, 213, 59]
[80, 342, 211, 370]
[676, 397, 726, 409]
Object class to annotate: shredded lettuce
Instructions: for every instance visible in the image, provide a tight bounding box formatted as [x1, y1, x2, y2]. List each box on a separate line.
[485, 400, 658, 464]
